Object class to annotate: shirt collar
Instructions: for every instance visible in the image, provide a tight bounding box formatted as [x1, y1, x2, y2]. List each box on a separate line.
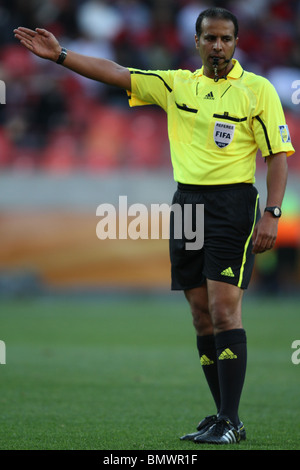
[197, 59, 244, 79]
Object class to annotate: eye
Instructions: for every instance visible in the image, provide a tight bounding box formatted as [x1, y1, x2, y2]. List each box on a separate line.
[205, 35, 215, 42]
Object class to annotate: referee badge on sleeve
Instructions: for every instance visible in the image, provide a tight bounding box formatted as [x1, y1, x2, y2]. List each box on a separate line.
[214, 121, 235, 148]
[279, 125, 291, 143]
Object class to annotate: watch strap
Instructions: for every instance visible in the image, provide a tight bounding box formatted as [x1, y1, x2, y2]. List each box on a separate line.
[56, 47, 67, 64]
[264, 206, 282, 217]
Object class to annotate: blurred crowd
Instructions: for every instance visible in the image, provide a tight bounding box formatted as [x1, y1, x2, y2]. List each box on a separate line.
[0, 0, 299, 172]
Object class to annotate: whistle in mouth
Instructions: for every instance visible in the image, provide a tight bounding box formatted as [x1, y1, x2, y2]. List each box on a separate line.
[213, 57, 219, 82]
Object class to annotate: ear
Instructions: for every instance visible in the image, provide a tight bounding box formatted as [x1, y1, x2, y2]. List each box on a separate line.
[195, 34, 200, 49]
[235, 37, 239, 47]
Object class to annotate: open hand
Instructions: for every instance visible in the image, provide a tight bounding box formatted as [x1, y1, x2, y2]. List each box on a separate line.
[14, 27, 61, 62]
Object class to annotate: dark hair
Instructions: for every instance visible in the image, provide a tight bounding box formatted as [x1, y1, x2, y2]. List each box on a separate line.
[195, 7, 239, 38]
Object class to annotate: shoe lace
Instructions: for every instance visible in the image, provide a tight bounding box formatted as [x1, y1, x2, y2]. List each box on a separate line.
[197, 414, 217, 431]
[211, 418, 231, 436]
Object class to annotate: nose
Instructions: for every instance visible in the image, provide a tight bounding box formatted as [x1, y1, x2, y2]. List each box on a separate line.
[213, 38, 222, 51]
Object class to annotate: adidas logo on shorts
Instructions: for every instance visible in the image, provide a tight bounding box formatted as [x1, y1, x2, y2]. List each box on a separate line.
[221, 267, 234, 277]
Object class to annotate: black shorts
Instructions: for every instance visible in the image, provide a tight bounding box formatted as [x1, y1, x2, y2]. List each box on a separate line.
[169, 183, 261, 290]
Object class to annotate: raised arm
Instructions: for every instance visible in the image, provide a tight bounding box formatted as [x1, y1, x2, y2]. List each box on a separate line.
[14, 27, 131, 91]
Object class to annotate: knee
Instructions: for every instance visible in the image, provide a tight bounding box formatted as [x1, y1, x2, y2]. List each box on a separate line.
[209, 298, 242, 334]
[191, 304, 211, 336]
[185, 291, 212, 336]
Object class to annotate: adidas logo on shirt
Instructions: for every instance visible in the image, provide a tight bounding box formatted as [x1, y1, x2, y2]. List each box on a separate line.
[204, 91, 214, 100]
[221, 267, 234, 277]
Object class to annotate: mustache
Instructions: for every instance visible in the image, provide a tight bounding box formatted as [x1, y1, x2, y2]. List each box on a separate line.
[212, 57, 230, 65]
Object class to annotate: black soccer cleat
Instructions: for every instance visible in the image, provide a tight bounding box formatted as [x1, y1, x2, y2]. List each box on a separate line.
[193, 417, 243, 444]
[180, 415, 217, 441]
[238, 421, 246, 441]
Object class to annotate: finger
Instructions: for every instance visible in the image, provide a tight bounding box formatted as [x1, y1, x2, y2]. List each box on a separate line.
[14, 27, 37, 37]
[252, 244, 264, 254]
[14, 29, 36, 42]
[17, 38, 34, 51]
[252, 235, 267, 254]
[252, 238, 261, 254]
[253, 235, 275, 254]
[35, 28, 50, 37]
[253, 245, 267, 254]
[251, 231, 260, 253]
[265, 237, 276, 252]
[14, 32, 32, 46]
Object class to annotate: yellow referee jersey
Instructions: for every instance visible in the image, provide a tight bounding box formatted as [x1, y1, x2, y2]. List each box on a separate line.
[127, 59, 294, 185]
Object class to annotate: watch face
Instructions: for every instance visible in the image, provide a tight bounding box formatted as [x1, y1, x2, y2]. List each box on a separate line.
[274, 207, 281, 217]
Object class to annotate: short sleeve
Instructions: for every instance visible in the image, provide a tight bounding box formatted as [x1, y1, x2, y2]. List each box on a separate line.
[127, 69, 175, 112]
[252, 79, 295, 157]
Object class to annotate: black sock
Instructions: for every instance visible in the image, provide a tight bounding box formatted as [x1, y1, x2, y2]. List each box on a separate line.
[215, 328, 247, 427]
[197, 335, 221, 413]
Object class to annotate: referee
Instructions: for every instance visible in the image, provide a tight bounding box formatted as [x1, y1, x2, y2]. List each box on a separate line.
[14, 7, 294, 444]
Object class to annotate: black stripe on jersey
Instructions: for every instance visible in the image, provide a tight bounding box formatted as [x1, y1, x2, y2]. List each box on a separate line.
[254, 115, 273, 155]
[220, 85, 232, 98]
[176, 103, 198, 113]
[130, 71, 172, 93]
[213, 113, 247, 122]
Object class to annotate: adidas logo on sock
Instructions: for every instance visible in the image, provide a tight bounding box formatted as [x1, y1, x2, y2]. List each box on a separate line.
[204, 91, 214, 100]
[221, 267, 234, 277]
[200, 354, 214, 366]
[218, 348, 237, 360]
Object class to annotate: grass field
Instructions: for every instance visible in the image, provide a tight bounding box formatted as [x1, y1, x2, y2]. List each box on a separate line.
[0, 293, 299, 452]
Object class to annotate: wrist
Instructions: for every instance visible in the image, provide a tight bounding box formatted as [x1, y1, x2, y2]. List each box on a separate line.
[55, 46, 67, 64]
[264, 206, 282, 218]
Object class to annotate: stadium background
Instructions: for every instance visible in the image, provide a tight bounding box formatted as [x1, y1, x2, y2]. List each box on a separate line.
[0, 0, 300, 452]
[0, 0, 299, 296]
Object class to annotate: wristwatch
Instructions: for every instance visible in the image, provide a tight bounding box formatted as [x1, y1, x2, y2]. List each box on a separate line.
[264, 206, 282, 218]
[56, 47, 67, 64]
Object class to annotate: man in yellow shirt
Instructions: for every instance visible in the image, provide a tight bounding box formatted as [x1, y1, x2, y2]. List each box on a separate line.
[14, 6, 294, 445]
